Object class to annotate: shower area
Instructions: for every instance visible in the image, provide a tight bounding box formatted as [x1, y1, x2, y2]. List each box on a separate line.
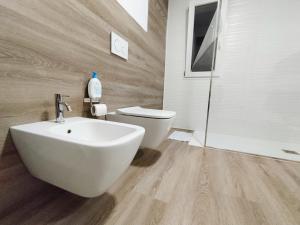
[164, 0, 300, 161]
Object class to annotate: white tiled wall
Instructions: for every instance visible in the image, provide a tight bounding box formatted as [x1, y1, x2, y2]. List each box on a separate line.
[208, 0, 300, 151]
[163, 0, 210, 144]
[164, 0, 300, 155]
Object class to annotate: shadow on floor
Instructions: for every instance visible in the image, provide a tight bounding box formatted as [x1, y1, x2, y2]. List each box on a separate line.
[47, 191, 116, 225]
[0, 131, 16, 157]
[131, 148, 162, 167]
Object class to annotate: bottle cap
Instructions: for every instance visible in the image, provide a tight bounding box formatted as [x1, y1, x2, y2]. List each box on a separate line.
[92, 71, 97, 78]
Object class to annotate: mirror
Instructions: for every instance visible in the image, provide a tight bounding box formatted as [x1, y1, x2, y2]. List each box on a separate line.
[185, 0, 220, 78]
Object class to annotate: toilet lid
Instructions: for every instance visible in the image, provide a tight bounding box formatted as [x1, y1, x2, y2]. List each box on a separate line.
[116, 106, 176, 119]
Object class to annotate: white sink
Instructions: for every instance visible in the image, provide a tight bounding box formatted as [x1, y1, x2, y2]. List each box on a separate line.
[10, 117, 145, 197]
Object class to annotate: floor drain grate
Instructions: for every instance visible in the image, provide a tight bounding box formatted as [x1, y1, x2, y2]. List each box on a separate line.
[282, 149, 300, 155]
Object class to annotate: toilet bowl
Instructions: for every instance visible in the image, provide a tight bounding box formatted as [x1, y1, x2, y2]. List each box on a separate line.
[106, 106, 176, 149]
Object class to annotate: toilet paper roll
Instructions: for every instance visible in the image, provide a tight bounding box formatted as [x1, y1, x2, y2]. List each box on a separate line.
[91, 104, 107, 116]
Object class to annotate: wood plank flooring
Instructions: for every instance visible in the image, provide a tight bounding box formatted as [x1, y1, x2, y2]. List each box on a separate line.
[0, 136, 299, 225]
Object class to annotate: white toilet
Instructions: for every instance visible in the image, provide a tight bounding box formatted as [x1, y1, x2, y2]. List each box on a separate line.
[106, 106, 176, 149]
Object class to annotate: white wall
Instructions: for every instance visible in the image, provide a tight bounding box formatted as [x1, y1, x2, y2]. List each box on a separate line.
[207, 0, 300, 152]
[163, 0, 210, 144]
[164, 0, 300, 155]
[117, 0, 148, 31]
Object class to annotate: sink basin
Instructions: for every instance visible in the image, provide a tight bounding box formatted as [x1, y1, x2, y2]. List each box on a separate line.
[10, 117, 145, 197]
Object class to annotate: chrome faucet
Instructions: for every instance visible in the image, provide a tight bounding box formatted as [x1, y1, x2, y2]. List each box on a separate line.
[55, 94, 72, 123]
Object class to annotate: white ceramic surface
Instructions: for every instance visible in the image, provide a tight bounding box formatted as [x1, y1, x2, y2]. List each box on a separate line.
[116, 106, 176, 119]
[10, 117, 145, 197]
[107, 108, 176, 149]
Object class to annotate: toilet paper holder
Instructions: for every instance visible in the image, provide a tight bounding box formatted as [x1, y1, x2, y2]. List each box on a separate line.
[83, 98, 101, 107]
[83, 98, 101, 103]
[83, 98, 107, 117]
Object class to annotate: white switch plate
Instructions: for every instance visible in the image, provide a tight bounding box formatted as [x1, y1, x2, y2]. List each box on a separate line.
[111, 32, 128, 60]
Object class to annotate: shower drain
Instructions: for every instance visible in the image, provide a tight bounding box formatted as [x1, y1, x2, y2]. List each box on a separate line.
[282, 149, 300, 155]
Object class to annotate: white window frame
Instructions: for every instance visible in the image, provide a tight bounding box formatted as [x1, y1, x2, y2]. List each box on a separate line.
[185, 0, 220, 78]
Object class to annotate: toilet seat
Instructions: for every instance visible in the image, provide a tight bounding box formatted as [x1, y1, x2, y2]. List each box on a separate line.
[116, 106, 176, 119]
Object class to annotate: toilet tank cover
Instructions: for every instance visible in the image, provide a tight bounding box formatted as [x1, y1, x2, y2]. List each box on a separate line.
[116, 106, 176, 119]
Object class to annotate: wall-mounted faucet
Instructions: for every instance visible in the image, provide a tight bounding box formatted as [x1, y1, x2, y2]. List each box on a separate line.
[55, 94, 72, 123]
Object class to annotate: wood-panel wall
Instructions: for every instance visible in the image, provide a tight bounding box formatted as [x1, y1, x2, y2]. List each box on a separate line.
[0, 0, 168, 219]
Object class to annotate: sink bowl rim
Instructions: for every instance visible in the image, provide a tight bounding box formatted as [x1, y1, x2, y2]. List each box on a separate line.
[10, 117, 145, 148]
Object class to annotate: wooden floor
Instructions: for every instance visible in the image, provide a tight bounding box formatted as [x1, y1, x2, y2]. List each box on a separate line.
[1, 137, 300, 225]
